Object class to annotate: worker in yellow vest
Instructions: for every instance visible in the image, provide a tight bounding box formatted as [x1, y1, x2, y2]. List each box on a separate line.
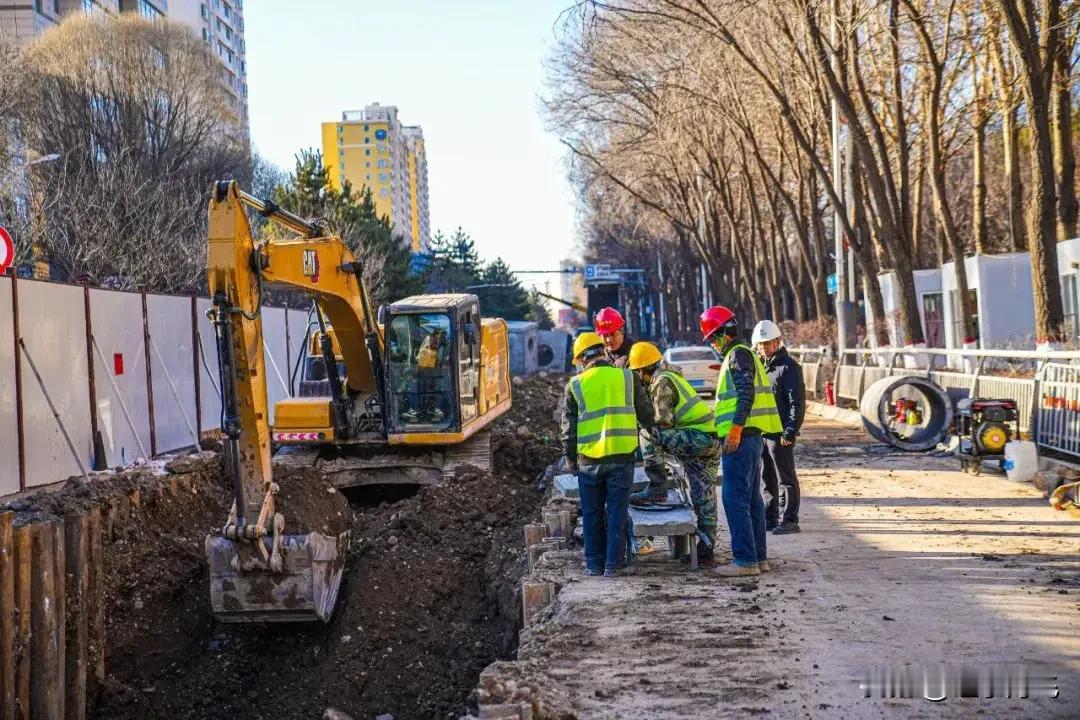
[561, 332, 655, 577]
[627, 342, 721, 566]
[700, 306, 783, 577]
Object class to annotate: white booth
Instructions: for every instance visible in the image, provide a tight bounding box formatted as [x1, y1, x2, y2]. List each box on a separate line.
[873, 268, 944, 348]
[941, 253, 1036, 352]
[1058, 237, 1080, 344]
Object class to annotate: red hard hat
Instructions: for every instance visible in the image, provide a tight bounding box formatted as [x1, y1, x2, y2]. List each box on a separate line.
[700, 305, 737, 341]
[594, 307, 625, 335]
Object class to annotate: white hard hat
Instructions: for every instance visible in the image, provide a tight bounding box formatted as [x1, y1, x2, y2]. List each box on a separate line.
[751, 319, 782, 344]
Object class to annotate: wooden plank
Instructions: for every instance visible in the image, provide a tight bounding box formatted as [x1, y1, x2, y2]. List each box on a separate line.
[0, 512, 14, 720]
[13, 525, 31, 720]
[30, 522, 60, 719]
[64, 514, 88, 720]
[86, 508, 105, 687]
[52, 521, 65, 720]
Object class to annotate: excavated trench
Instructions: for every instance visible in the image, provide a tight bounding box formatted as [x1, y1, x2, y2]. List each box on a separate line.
[2, 374, 565, 720]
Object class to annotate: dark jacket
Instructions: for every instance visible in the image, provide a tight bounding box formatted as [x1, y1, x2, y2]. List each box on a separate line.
[561, 359, 655, 465]
[723, 344, 761, 436]
[764, 347, 805, 440]
[606, 333, 638, 368]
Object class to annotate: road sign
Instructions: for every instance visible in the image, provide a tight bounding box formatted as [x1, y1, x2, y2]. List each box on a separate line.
[584, 263, 613, 282]
[0, 226, 13, 275]
[826, 273, 838, 295]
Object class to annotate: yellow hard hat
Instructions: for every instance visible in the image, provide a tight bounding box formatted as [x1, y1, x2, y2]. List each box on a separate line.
[573, 331, 605, 362]
[628, 342, 662, 370]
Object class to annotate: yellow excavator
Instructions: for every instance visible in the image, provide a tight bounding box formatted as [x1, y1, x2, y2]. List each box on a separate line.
[204, 181, 511, 623]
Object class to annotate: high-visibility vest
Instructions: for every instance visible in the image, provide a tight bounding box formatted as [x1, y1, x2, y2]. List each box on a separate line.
[569, 365, 640, 459]
[713, 343, 783, 437]
[656, 370, 714, 433]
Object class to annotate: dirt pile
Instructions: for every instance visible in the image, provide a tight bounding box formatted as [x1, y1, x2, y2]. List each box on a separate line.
[85, 372, 567, 720]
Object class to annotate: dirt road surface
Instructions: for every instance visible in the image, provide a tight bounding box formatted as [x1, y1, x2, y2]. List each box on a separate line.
[517, 417, 1080, 719]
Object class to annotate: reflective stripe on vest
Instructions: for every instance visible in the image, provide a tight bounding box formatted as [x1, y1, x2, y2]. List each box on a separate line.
[657, 370, 714, 433]
[713, 343, 783, 437]
[570, 365, 640, 459]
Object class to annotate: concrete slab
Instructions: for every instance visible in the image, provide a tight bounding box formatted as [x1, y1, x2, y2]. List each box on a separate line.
[628, 505, 696, 536]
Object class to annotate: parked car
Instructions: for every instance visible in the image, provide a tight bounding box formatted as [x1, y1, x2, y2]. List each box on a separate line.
[663, 345, 720, 396]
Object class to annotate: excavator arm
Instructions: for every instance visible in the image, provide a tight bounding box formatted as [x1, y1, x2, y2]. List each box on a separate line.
[204, 180, 358, 622]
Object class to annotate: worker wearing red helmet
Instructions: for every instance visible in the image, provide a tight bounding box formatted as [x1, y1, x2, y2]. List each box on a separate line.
[594, 307, 637, 368]
[700, 306, 783, 578]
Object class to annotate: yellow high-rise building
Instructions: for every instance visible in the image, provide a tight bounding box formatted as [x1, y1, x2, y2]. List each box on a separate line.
[321, 103, 430, 252]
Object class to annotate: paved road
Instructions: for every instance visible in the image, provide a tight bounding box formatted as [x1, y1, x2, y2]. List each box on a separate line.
[518, 417, 1080, 719]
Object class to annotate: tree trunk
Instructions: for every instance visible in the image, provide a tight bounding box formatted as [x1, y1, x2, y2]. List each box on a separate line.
[999, 0, 1066, 342]
[1053, 30, 1077, 240]
[1003, 105, 1026, 251]
[972, 103, 988, 254]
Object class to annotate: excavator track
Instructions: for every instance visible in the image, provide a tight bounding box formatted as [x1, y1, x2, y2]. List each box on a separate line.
[273, 429, 494, 488]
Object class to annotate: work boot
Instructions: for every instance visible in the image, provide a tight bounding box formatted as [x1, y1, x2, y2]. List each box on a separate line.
[710, 562, 761, 578]
[629, 487, 668, 506]
[401, 408, 419, 423]
[765, 517, 779, 532]
[757, 561, 771, 573]
[586, 568, 603, 576]
[773, 521, 801, 535]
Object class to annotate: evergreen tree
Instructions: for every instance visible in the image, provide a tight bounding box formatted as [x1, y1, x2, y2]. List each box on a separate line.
[475, 257, 529, 320]
[425, 227, 481, 292]
[526, 288, 555, 329]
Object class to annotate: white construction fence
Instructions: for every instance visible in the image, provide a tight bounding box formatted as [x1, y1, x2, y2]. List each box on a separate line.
[790, 346, 1080, 459]
[0, 275, 313, 497]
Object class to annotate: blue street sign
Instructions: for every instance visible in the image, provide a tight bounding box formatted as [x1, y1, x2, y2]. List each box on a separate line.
[826, 273, 838, 295]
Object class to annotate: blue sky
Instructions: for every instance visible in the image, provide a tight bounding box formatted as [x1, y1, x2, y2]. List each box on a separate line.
[245, 0, 578, 285]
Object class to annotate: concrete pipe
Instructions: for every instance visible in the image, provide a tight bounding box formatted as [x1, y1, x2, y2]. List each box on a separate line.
[859, 375, 953, 452]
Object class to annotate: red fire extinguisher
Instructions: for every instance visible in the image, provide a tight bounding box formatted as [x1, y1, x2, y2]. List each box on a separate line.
[825, 381, 836, 406]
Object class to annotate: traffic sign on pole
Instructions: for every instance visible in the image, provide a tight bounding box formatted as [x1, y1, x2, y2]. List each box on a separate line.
[0, 226, 13, 275]
[826, 273, 838, 295]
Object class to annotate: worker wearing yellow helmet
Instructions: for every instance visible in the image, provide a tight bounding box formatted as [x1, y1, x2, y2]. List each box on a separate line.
[627, 341, 721, 566]
[561, 331, 655, 577]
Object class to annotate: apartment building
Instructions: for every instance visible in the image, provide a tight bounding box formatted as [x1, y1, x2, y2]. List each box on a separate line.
[321, 104, 432, 253]
[0, 0, 248, 135]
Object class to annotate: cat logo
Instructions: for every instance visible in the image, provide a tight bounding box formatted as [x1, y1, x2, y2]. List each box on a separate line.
[302, 249, 319, 283]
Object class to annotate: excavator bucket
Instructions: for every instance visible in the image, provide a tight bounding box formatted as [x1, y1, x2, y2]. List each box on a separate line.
[205, 530, 349, 623]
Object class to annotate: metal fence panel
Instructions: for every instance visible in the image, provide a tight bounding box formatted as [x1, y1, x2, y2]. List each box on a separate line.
[195, 298, 222, 436]
[286, 307, 312, 394]
[146, 295, 197, 453]
[837, 364, 863, 400]
[262, 307, 290, 424]
[89, 289, 152, 466]
[1038, 363, 1080, 457]
[18, 281, 93, 488]
[0, 277, 18, 494]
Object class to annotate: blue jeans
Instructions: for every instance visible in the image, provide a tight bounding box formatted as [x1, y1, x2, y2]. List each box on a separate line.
[720, 433, 766, 567]
[577, 462, 634, 571]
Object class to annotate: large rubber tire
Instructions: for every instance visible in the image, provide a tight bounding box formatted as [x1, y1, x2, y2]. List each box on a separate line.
[860, 375, 953, 452]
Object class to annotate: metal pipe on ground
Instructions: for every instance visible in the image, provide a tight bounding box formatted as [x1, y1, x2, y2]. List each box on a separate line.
[860, 375, 954, 452]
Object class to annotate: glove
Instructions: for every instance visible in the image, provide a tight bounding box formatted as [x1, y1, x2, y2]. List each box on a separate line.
[723, 424, 743, 455]
[780, 434, 795, 447]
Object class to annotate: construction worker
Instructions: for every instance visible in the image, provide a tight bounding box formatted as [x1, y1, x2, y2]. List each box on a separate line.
[627, 341, 721, 566]
[594, 307, 637, 368]
[751, 320, 805, 534]
[701, 306, 783, 577]
[561, 332, 654, 577]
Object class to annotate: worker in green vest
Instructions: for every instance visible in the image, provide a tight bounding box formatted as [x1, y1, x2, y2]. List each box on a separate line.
[561, 332, 655, 577]
[627, 342, 721, 566]
[700, 306, 783, 577]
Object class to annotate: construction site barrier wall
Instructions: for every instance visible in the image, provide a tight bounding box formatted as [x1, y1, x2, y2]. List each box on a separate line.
[790, 346, 1080, 460]
[1, 276, 311, 498]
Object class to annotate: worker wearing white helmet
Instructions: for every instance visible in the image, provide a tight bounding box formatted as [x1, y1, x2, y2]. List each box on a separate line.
[751, 320, 805, 535]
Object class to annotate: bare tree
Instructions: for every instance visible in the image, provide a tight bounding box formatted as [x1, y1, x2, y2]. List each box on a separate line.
[18, 12, 247, 290]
